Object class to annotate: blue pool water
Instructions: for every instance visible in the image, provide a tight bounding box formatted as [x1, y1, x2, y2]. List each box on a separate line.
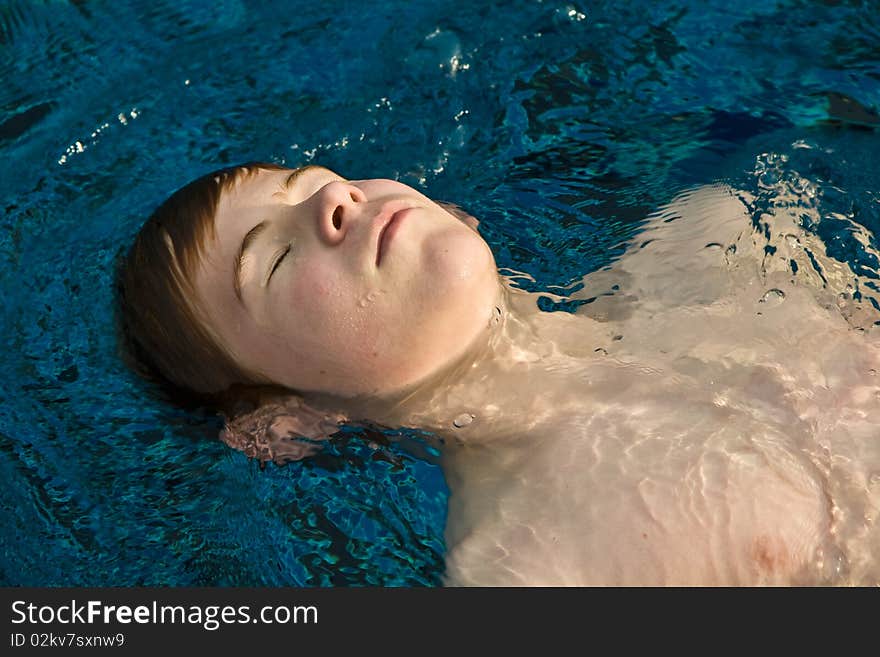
[1, 0, 878, 585]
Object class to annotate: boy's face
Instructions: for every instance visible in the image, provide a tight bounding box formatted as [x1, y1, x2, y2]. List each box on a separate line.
[191, 166, 500, 398]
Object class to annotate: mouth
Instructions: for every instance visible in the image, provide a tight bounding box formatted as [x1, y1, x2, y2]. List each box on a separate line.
[375, 207, 411, 267]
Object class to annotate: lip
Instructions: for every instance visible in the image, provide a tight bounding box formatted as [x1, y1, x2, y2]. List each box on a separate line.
[375, 207, 411, 267]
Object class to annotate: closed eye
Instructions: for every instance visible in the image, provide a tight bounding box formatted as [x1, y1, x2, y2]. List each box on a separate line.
[265, 243, 291, 286]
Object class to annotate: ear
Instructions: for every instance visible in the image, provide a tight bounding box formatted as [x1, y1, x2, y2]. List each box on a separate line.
[218, 392, 347, 465]
[436, 200, 481, 232]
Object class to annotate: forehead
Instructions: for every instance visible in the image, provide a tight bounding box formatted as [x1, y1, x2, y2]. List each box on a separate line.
[217, 167, 292, 232]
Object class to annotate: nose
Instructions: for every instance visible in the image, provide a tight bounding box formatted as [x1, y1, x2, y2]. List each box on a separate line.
[313, 180, 367, 245]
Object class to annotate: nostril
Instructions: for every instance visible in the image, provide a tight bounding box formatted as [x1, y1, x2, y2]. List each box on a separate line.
[349, 192, 358, 203]
[332, 206, 343, 230]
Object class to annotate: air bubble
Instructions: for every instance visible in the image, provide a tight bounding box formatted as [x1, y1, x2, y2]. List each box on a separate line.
[759, 288, 786, 305]
[452, 413, 474, 428]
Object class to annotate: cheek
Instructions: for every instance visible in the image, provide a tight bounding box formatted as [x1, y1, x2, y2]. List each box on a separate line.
[285, 262, 378, 351]
[288, 262, 349, 326]
[291, 263, 337, 303]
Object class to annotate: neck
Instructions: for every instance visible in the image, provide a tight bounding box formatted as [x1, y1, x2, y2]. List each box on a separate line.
[307, 278, 614, 444]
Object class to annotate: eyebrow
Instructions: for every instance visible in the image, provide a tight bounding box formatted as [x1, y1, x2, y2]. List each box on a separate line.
[232, 166, 321, 306]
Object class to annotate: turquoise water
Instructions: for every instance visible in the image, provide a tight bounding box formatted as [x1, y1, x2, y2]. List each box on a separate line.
[1, 0, 878, 585]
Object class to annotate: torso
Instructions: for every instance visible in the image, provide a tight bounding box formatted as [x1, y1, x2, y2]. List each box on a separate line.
[439, 184, 880, 585]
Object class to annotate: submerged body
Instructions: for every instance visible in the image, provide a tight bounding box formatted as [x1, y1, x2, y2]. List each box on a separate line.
[438, 293, 878, 585]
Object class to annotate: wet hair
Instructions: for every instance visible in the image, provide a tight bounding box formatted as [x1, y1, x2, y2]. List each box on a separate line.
[114, 162, 287, 406]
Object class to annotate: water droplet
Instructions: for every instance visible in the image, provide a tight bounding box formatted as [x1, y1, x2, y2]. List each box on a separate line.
[759, 288, 786, 305]
[758, 171, 780, 189]
[452, 413, 474, 428]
